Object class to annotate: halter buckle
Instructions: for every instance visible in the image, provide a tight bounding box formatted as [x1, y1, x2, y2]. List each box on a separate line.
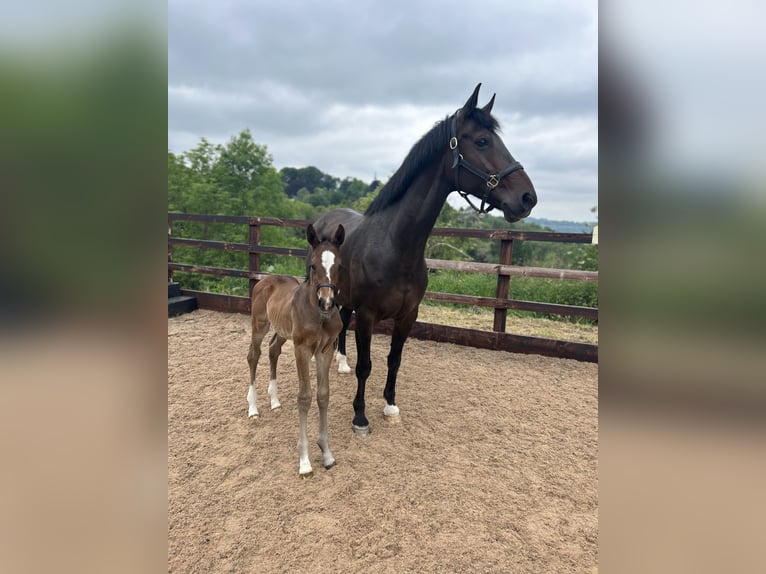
[449, 136, 458, 150]
[486, 175, 500, 189]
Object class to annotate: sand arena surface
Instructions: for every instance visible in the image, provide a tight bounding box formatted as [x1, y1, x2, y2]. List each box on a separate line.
[169, 309, 598, 573]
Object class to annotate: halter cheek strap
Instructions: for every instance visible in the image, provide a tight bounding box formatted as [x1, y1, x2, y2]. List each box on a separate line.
[449, 111, 525, 214]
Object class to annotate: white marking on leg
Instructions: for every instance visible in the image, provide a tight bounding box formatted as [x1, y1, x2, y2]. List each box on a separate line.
[268, 379, 281, 410]
[336, 352, 351, 374]
[247, 384, 259, 418]
[321, 250, 335, 284]
[299, 455, 313, 476]
[318, 433, 336, 469]
[383, 404, 400, 417]
[298, 435, 312, 476]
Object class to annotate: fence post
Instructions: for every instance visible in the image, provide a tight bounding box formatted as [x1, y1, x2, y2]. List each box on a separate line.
[248, 218, 261, 297]
[493, 238, 514, 332]
[168, 218, 173, 283]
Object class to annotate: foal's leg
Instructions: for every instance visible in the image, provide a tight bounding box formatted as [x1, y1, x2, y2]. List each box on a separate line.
[382, 308, 418, 422]
[246, 318, 270, 419]
[294, 343, 314, 477]
[351, 311, 374, 435]
[315, 343, 336, 469]
[267, 333, 286, 411]
[335, 307, 353, 374]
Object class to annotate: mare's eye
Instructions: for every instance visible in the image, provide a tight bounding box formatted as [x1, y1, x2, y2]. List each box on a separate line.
[475, 137, 489, 149]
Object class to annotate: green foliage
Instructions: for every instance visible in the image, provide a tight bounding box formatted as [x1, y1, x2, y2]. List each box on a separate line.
[426, 271, 598, 323]
[169, 129, 597, 323]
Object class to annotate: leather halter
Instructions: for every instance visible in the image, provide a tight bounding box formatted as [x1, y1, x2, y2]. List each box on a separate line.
[449, 110, 524, 214]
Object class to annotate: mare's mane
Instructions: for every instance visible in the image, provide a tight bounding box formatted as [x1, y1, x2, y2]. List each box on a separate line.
[365, 107, 500, 216]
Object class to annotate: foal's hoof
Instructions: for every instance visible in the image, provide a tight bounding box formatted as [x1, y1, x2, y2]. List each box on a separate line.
[352, 424, 371, 436]
[338, 364, 352, 374]
[270, 405, 283, 413]
[248, 413, 260, 420]
[383, 413, 401, 425]
[323, 460, 336, 470]
[299, 470, 314, 479]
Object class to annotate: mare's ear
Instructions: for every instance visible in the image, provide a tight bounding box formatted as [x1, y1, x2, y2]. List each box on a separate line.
[333, 224, 345, 247]
[462, 83, 482, 112]
[307, 224, 320, 248]
[481, 93, 496, 114]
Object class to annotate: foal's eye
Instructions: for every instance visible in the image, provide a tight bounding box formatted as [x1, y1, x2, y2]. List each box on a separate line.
[475, 137, 489, 149]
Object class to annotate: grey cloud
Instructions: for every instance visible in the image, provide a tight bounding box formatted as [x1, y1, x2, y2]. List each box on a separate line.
[169, 0, 597, 221]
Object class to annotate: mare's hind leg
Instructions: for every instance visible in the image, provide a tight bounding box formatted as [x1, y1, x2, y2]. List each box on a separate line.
[335, 307, 353, 374]
[267, 333, 287, 411]
[382, 307, 419, 423]
[315, 343, 336, 469]
[246, 316, 270, 419]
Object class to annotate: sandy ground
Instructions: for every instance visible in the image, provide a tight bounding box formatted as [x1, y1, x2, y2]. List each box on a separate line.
[168, 309, 598, 573]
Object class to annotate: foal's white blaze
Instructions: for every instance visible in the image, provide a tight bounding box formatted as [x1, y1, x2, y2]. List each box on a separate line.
[321, 249, 335, 284]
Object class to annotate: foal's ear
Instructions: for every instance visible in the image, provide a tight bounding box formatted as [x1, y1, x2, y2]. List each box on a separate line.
[306, 224, 320, 248]
[463, 83, 482, 112]
[481, 93, 496, 114]
[333, 224, 345, 247]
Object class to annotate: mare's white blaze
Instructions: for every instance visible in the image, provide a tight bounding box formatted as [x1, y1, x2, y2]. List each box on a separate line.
[321, 250, 335, 284]
[247, 384, 258, 417]
[383, 404, 400, 417]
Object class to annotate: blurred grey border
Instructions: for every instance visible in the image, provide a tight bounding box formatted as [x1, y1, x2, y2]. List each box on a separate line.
[0, 2, 167, 573]
[600, 1, 765, 572]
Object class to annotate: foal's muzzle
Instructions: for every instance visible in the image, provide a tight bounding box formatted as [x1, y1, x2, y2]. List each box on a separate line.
[315, 282, 339, 313]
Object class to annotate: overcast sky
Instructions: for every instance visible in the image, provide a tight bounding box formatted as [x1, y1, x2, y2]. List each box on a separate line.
[168, 0, 598, 222]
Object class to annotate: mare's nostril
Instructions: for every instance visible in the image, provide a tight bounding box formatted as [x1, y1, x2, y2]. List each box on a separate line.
[522, 192, 537, 209]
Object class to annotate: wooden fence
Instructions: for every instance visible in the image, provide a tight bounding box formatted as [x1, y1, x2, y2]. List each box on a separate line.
[168, 213, 598, 362]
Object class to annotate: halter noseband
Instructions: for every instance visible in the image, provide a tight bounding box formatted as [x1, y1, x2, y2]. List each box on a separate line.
[449, 110, 524, 214]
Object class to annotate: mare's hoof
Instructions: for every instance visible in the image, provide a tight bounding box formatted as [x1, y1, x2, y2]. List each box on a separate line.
[270, 405, 282, 413]
[338, 365, 352, 374]
[383, 404, 400, 424]
[248, 413, 260, 420]
[323, 460, 336, 470]
[299, 471, 314, 479]
[352, 424, 371, 436]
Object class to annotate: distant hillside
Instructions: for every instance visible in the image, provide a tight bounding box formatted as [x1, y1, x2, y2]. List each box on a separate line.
[526, 218, 596, 234]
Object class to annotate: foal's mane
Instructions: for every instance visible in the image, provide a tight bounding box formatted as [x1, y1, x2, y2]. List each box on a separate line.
[365, 107, 500, 216]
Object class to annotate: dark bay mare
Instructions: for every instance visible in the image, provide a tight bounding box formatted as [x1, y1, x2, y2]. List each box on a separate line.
[312, 84, 537, 435]
[247, 223, 345, 477]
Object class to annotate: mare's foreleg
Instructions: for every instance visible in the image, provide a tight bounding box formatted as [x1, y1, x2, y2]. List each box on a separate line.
[267, 333, 287, 411]
[246, 317, 270, 419]
[295, 343, 314, 477]
[382, 308, 418, 422]
[335, 307, 353, 374]
[315, 343, 336, 469]
[351, 312, 374, 435]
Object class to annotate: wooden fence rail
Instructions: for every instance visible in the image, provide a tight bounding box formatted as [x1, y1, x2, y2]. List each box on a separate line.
[168, 213, 598, 362]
